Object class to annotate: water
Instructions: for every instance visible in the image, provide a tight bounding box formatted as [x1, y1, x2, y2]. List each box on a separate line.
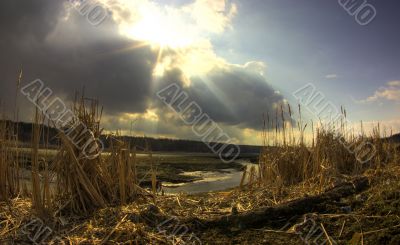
[163, 161, 256, 194]
[19, 155, 259, 195]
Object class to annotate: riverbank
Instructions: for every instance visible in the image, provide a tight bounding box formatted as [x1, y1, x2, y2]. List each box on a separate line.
[136, 155, 245, 184]
[17, 154, 252, 195]
[2, 164, 400, 244]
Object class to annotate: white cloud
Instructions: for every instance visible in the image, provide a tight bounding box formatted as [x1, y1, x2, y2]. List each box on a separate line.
[364, 81, 400, 102]
[99, 0, 239, 81]
[100, 0, 237, 48]
[325, 74, 337, 79]
[185, 0, 237, 34]
[387, 81, 400, 87]
[242, 61, 267, 76]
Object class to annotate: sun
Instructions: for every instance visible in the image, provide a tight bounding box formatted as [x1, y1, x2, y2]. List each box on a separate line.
[106, 1, 224, 79]
[122, 5, 196, 49]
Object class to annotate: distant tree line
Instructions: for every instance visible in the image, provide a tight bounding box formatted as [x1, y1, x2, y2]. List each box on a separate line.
[107, 135, 261, 154]
[4, 120, 262, 154]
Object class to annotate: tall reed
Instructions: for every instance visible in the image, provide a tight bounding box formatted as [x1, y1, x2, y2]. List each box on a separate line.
[53, 95, 142, 214]
[252, 104, 397, 190]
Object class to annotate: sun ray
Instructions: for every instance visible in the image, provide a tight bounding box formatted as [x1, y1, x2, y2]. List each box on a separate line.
[153, 45, 166, 76]
[98, 41, 151, 57]
[156, 46, 164, 65]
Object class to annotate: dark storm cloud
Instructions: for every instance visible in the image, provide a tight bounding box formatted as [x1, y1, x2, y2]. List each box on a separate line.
[0, 0, 63, 41]
[154, 63, 291, 130]
[0, 0, 158, 119]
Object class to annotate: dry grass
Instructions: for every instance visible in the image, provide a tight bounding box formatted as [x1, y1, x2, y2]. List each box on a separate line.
[243, 104, 399, 195]
[0, 120, 20, 202]
[3, 165, 400, 244]
[30, 107, 52, 218]
[51, 95, 153, 215]
[1, 89, 155, 217]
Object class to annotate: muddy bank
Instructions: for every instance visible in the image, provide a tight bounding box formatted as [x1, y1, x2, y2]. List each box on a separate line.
[136, 156, 245, 184]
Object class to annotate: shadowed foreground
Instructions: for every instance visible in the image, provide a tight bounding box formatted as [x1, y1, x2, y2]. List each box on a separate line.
[1, 165, 400, 244]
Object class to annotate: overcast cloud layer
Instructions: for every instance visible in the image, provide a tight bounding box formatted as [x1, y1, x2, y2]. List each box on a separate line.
[0, 0, 288, 144]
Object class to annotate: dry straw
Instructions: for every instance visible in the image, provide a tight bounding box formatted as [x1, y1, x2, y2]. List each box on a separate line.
[241, 104, 397, 193]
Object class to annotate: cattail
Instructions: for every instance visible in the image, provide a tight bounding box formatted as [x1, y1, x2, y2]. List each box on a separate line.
[281, 104, 286, 146]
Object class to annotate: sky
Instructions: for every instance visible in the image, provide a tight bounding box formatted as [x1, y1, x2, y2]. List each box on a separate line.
[0, 0, 399, 145]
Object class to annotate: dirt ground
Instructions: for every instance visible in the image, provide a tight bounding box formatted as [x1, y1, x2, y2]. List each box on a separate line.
[1, 165, 400, 244]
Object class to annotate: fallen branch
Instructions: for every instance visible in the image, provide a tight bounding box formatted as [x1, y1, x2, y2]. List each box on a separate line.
[204, 177, 369, 229]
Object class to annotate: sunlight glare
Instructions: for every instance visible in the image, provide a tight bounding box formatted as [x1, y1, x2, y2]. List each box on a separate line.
[124, 5, 197, 49]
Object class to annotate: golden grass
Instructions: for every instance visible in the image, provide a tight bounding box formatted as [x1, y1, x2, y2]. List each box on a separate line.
[51, 95, 151, 214]
[250, 104, 399, 194]
[30, 107, 51, 218]
[1, 84, 158, 218]
[0, 120, 20, 202]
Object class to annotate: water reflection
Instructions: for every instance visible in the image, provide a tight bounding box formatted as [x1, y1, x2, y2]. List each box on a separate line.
[163, 161, 257, 194]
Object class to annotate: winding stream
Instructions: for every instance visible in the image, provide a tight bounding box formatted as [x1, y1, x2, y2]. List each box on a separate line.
[163, 161, 256, 194]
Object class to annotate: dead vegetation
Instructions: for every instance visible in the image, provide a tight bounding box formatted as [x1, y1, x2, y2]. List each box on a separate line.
[2, 165, 400, 244]
[0, 89, 161, 243]
[244, 104, 398, 194]
[0, 80, 399, 244]
[0, 120, 20, 201]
